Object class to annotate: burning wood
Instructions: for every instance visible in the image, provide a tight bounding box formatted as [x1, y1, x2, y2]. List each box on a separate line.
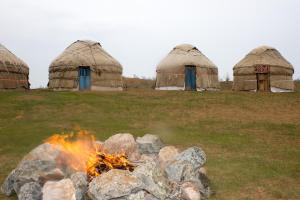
[86, 151, 134, 181]
[45, 131, 135, 180]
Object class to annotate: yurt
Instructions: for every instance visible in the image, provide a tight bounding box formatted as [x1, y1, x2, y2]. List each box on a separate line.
[49, 40, 123, 91]
[0, 43, 29, 90]
[233, 46, 294, 92]
[155, 44, 219, 91]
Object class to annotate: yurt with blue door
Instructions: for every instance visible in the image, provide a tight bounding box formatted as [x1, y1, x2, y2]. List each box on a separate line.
[48, 40, 123, 91]
[155, 44, 219, 91]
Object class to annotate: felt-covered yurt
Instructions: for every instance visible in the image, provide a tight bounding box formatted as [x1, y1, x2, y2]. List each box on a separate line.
[0, 44, 29, 90]
[233, 46, 294, 92]
[155, 44, 219, 91]
[49, 40, 123, 91]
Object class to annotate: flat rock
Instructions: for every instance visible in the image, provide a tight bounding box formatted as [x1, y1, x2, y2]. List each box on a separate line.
[18, 182, 42, 200]
[88, 169, 144, 200]
[136, 134, 164, 154]
[103, 133, 140, 161]
[42, 179, 76, 200]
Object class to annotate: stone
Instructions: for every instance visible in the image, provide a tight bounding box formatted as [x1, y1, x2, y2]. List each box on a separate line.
[165, 147, 206, 182]
[88, 169, 144, 200]
[181, 166, 211, 198]
[136, 134, 164, 154]
[17, 182, 42, 200]
[21, 143, 61, 162]
[103, 133, 140, 161]
[70, 172, 88, 200]
[133, 157, 171, 199]
[181, 182, 201, 200]
[199, 167, 207, 175]
[13, 160, 64, 194]
[127, 191, 146, 200]
[1, 143, 65, 196]
[42, 179, 76, 200]
[1, 169, 16, 196]
[158, 146, 180, 169]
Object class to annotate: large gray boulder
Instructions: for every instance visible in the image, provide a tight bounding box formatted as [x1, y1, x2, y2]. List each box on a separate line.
[17, 182, 42, 200]
[165, 147, 206, 182]
[165, 147, 210, 198]
[133, 157, 171, 199]
[8, 160, 64, 195]
[1, 143, 65, 196]
[70, 172, 88, 200]
[103, 133, 141, 161]
[136, 134, 164, 154]
[42, 179, 76, 200]
[88, 169, 144, 200]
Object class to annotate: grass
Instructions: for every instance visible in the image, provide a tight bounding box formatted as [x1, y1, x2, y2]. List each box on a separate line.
[0, 89, 299, 200]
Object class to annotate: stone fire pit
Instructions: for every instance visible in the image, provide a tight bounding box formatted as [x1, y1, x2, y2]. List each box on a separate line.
[1, 133, 211, 200]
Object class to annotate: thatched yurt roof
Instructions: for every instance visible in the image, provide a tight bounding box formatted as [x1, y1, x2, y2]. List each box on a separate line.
[49, 40, 122, 73]
[157, 44, 217, 71]
[234, 46, 293, 72]
[0, 43, 29, 74]
[0, 43, 29, 90]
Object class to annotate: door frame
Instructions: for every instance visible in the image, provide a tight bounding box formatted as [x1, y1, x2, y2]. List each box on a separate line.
[256, 73, 270, 92]
[255, 65, 270, 92]
[78, 66, 91, 91]
[184, 65, 197, 91]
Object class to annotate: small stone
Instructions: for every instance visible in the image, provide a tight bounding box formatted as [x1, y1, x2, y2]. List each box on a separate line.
[158, 146, 180, 169]
[127, 191, 146, 200]
[70, 172, 88, 200]
[181, 182, 201, 200]
[103, 133, 141, 161]
[42, 179, 76, 200]
[88, 169, 144, 200]
[136, 134, 164, 154]
[1, 169, 16, 196]
[18, 182, 42, 200]
[199, 167, 207, 175]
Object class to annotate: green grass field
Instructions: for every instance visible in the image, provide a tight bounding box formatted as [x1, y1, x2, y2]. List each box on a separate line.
[0, 90, 299, 200]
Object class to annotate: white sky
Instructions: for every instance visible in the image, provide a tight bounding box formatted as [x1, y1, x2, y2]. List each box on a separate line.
[0, 0, 299, 88]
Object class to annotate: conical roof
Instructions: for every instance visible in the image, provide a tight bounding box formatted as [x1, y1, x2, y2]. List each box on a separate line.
[0, 43, 29, 74]
[157, 44, 217, 70]
[234, 46, 293, 70]
[50, 40, 122, 73]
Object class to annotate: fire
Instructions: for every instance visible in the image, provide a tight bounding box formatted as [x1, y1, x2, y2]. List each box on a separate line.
[45, 130, 134, 180]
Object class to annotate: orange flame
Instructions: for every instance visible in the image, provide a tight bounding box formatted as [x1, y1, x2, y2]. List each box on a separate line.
[45, 130, 134, 180]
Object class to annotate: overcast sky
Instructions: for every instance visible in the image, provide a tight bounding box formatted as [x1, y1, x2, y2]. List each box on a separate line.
[1, 0, 299, 88]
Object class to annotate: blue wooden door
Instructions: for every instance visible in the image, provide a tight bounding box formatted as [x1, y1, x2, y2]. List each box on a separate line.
[79, 67, 91, 90]
[185, 66, 196, 91]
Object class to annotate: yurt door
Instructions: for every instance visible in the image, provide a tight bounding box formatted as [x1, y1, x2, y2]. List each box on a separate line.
[257, 73, 270, 92]
[185, 66, 197, 91]
[79, 67, 91, 90]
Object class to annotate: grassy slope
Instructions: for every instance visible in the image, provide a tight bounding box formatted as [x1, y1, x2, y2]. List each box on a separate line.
[0, 90, 299, 200]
